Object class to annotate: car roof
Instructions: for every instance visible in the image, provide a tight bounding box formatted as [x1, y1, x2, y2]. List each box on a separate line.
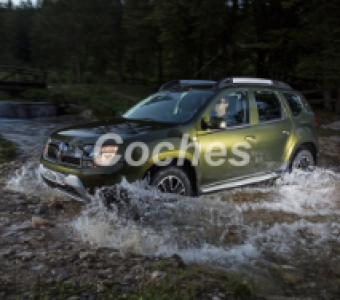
[158, 80, 217, 91]
[213, 77, 292, 90]
[159, 77, 295, 92]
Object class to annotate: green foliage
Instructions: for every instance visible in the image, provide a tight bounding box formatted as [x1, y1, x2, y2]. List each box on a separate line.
[0, 134, 16, 163]
[2, 0, 340, 109]
[21, 89, 50, 101]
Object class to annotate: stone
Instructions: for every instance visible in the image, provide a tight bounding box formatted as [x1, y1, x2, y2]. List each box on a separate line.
[79, 251, 90, 260]
[97, 283, 107, 293]
[52, 268, 69, 279]
[150, 271, 166, 281]
[31, 216, 52, 227]
[97, 269, 111, 278]
[30, 264, 44, 271]
[0, 248, 15, 258]
[81, 110, 92, 118]
[16, 251, 34, 261]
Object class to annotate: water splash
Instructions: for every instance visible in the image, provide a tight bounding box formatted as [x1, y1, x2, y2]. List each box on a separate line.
[71, 168, 340, 269]
[5, 161, 63, 201]
[5, 163, 340, 270]
[235, 168, 340, 216]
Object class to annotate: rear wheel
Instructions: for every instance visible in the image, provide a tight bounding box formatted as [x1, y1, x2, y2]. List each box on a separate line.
[150, 166, 192, 196]
[290, 147, 315, 172]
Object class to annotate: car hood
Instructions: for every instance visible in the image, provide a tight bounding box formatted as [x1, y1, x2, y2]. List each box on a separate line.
[51, 118, 177, 144]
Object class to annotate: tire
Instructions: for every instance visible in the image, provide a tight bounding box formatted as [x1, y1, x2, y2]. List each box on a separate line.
[150, 166, 193, 196]
[290, 147, 315, 172]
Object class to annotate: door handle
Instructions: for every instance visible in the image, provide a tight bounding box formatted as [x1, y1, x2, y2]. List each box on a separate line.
[245, 136, 256, 143]
[282, 130, 290, 135]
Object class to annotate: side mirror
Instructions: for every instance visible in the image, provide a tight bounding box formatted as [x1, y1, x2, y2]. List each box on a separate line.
[207, 116, 226, 130]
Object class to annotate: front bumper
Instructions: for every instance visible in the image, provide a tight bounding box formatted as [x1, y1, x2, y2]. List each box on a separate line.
[39, 164, 91, 202]
[39, 157, 143, 202]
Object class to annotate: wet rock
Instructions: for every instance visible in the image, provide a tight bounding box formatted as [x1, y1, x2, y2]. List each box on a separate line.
[29, 264, 44, 271]
[97, 283, 107, 292]
[150, 270, 166, 281]
[79, 251, 90, 260]
[51, 268, 69, 279]
[97, 269, 111, 278]
[130, 264, 144, 275]
[81, 109, 92, 118]
[16, 251, 34, 261]
[170, 254, 186, 268]
[0, 248, 15, 258]
[31, 216, 53, 227]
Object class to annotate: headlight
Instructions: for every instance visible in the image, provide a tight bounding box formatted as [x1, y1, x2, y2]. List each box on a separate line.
[94, 145, 119, 166]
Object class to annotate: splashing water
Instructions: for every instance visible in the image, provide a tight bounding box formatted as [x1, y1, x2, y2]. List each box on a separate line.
[71, 168, 340, 269]
[5, 163, 340, 271]
[5, 161, 64, 201]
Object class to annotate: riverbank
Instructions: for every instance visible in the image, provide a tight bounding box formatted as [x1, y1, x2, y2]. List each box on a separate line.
[0, 134, 15, 163]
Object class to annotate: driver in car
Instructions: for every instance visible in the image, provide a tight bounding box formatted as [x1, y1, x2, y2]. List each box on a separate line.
[213, 97, 229, 119]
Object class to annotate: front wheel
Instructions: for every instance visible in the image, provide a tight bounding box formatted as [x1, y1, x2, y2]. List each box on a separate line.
[150, 166, 192, 196]
[290, 148, 315, 172]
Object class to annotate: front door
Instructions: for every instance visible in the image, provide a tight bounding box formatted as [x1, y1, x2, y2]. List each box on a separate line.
[197, 90, 258, 187]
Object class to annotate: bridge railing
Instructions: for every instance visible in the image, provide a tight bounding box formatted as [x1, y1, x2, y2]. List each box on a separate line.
[0, 65, 47, 89]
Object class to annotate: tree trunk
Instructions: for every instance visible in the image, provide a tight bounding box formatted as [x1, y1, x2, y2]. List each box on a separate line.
[337, 87, 340, 113]
[157, 43, 163, 84]
[131, 52, 135, 84]
[75, 53, 82, 84]
[116, 49, 123, 83]
[256, 51, 266, 78]
[226, 45, 234, 76]
[323, 79, 332, 110]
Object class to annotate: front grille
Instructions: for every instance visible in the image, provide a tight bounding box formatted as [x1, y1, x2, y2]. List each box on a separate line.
[61, 156, 81, 165]
[46, 140, 84, 168]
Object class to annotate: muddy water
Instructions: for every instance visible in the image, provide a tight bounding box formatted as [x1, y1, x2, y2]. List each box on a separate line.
[2, 117, 340, 298]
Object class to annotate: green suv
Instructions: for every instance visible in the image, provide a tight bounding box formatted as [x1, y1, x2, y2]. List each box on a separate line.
[39, 78, 318, 201]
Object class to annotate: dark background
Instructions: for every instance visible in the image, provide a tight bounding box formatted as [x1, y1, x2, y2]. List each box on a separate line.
[1, 0, 340, 112]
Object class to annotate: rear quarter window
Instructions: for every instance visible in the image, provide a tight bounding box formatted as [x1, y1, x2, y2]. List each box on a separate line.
[254, 91, 283, 123]
[283, 93, 303, 116]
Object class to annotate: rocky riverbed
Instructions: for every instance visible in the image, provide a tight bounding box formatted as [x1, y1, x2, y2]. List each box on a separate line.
[0, 116, 340, 300]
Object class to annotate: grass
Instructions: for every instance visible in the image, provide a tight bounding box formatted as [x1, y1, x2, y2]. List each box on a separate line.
[9, 260, 256, 300]
[0, 134, 16, 163]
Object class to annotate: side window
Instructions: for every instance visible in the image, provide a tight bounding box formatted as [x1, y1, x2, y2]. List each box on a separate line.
[254, 91, 282, 123]
[209, 91, 249, 127]
[283, 93, 303, 117]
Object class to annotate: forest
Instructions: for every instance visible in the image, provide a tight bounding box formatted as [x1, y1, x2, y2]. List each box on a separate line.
[1, 0, 340, 111]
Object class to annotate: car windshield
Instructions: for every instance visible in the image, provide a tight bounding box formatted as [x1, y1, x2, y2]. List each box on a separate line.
[122, 90, 215, 123]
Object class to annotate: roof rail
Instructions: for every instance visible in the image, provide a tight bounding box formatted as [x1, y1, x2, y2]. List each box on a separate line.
[214, 77, 292, 90]
[159, 79, 216, 91]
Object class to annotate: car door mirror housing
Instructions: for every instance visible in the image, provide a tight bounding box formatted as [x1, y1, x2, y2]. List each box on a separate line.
[207, 116, 226, 130]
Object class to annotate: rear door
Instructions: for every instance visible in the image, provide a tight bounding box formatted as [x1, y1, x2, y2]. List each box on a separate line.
[250, 89, 293, 173]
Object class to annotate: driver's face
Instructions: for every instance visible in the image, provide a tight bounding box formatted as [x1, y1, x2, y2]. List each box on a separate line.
[215, 98, 229, 117]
